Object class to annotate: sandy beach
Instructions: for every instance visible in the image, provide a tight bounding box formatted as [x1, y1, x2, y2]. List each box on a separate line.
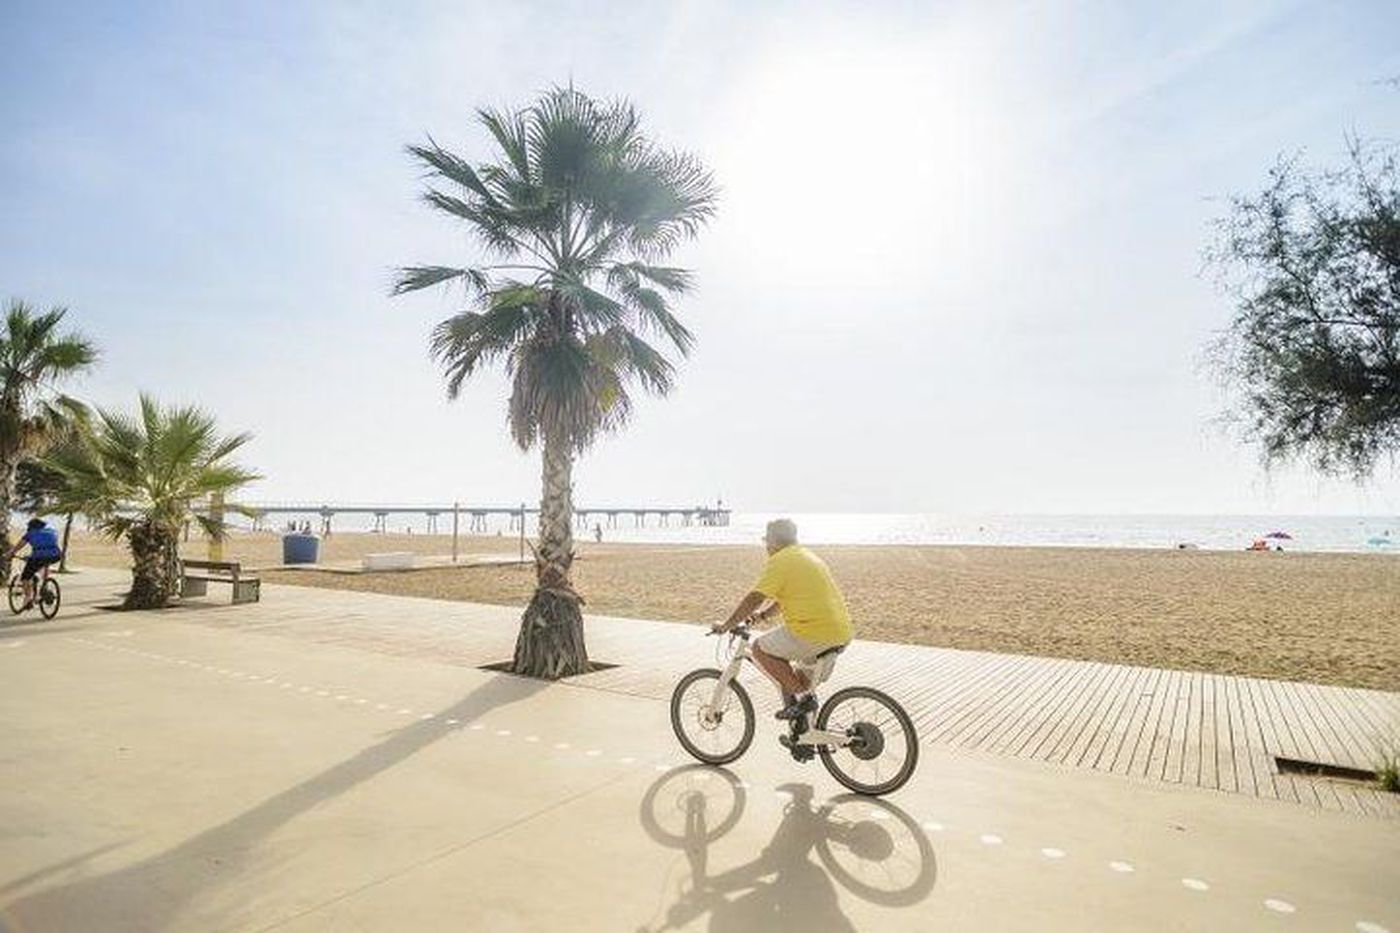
[59, 530, 1400, 691]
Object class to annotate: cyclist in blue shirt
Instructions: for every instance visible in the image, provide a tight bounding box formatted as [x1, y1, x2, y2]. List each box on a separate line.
[17, 518, 62, 610]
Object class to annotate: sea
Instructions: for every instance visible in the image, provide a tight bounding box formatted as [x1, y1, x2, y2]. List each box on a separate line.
[268, 510, 1400, 554]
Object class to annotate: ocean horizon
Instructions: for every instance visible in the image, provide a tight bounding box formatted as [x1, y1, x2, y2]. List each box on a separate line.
[240, 510, 1400, 554]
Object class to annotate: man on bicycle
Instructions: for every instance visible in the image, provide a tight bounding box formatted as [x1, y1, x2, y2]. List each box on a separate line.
[713, 518, 853, 722]
[16, 517, 62, 610]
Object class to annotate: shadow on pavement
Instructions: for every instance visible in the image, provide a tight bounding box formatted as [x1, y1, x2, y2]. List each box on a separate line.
[636, 765, 936, 932]
[0, 673, 546, 932]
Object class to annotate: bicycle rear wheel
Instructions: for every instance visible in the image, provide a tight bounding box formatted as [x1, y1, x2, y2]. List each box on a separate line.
[6, 576, 23, 615]
[38, 577, 61, 619]
[816, 686, 919, 796]
[670, 668, 756, 765]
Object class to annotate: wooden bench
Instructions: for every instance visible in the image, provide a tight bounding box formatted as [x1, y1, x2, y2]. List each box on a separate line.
[179, 560, 261, 604]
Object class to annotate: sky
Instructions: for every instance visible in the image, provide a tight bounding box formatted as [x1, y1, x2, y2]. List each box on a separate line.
[2, 0, 1398, 514]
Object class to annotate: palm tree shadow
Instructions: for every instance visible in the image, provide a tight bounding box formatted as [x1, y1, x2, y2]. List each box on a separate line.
[637, 767, 936, 933]
[1, 673, 546, 932]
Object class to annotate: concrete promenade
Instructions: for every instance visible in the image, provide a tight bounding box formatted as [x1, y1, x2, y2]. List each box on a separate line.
[1, 569, 1396, 931]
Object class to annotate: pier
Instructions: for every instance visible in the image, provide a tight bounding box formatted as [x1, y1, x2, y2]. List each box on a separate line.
[229, 502, 732, 536]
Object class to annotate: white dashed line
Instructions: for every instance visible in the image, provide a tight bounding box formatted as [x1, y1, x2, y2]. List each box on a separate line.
[654, 764, 670, 772]
[585, 749, 602, 757]
[1356, 922, 1390, 933]
[376, 703, 389, 710]
[1109, 861, 1135, 874]
[471, 724, 486, 732]
[1182, 878, 1209, 892]
[420, 713, 435, 720]
[496, 729, 511, 736]
[335, 695, 348, 701]
[398, 708, 413, 715]
[525, 735, 539, 743]
[922, 821, 945, 832]
[446, 718, 459, 725]
[620, 757, 636, 764]
[554, 742, 570, 749]
[866, 809, 890, 821]
[980, 834, 1003, 846]
[1041, 848, 1066, 859]
[3, 642, 23, 649]
[1264, 899, 1296, 914]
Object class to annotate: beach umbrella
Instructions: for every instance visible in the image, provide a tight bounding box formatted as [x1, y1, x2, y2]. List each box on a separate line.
[1264, 530, 1293, 540]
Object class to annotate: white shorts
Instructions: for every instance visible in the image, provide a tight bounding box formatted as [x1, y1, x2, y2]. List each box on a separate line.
[755, 625, 848, 686]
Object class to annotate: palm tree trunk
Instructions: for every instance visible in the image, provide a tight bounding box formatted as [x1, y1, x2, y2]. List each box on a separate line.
[126, 521, 176, 609]
[511, 430, 589, 679]
[0, 453, 15, 581]
[59, 513, 73, 572]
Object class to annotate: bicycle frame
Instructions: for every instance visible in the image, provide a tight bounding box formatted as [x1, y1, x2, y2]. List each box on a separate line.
[709, 629, 850, 749]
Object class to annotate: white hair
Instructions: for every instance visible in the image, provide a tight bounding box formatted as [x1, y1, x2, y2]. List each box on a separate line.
[766, 518, 798, 547]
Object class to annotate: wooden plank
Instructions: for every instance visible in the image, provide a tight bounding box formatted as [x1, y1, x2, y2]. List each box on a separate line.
[979, 659, 1080, 753]
[1085, 663, 1151, 771]
[1273, 681, 1343, 810]
[1118, 666, 1168, 776]
[1239, 676, 1285, 802]
[933, 653, 1043, 746]
[1181, 670, 1205, 787]
[1002, 657, 1097, 757]
[1053, 662, 1133, 765]
[1311, 684, 1387, 767]
[1223, 675, 1263, 798]
[922, 650, 1031, 741]
[955, 656, 1065, 749]
[1024, 660, 1117, 760]
[1145, 667, 1184, 781]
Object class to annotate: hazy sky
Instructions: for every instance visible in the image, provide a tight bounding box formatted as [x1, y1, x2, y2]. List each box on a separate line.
[3, 0, 1398, 514]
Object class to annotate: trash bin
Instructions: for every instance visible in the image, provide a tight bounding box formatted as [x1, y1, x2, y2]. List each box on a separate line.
[282, 533, 320, 565]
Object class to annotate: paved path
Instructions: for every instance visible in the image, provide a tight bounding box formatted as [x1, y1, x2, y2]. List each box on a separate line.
[0, 571, 1396, 931]
[224, 577, 1399, 816]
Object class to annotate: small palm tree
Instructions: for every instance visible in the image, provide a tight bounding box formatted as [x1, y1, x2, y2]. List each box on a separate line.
[395, 87, 716, 678]
[0, 299, 97, 576]
[46, 395, 259, 609]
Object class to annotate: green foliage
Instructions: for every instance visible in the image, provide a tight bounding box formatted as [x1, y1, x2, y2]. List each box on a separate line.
[394, 86, 716, 453]
[0, 298, 96, 462]
[44, 394, 259, 541]
[1379, 749, 1400, 794]
[1209, 139, 1400, 479]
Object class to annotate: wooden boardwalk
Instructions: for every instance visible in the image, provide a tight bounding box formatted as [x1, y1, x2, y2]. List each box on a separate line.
[190, 583, 1400, 817]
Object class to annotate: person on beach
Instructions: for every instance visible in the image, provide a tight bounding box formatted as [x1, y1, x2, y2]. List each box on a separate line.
[15, 517, 62, 610]
[713, 518, 854, 722]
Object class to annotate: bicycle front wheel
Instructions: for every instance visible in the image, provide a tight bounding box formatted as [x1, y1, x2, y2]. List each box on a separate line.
[38, 577, 61, 619]
[816, 686, 919, 796]
[670, 668, 755, 765]
[6, 576, 23, 615]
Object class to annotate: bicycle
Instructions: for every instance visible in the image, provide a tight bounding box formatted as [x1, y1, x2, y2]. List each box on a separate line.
[669, 621, 919, 796]
[637, 765, 935, 931]
[7, 563, 61, 620]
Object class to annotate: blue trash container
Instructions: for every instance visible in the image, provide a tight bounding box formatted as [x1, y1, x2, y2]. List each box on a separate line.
[282, 533, 320, 564]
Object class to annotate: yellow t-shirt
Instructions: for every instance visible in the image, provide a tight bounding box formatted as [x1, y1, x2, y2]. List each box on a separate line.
[754, 545, 853, 645]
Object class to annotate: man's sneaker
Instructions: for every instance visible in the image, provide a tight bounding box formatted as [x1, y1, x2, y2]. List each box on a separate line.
[779, 734, 815, 762]
[775, 693, 817, 721]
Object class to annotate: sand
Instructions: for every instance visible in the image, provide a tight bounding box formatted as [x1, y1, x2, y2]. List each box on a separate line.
[61, 531, 1400, 691]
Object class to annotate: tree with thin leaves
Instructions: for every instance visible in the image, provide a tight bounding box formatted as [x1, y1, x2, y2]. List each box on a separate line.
[394, 87, 716, 678]
[46, 395, 259, 609]
[1208, 139, 1399, 478]
[0, 299, 97, 577]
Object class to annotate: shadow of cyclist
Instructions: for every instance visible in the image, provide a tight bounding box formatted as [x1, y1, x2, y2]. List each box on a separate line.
[638, 766, 935, 932]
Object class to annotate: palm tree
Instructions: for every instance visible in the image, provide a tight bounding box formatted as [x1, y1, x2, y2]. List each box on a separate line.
[0, 299, 97, 577]
[46, 395, 259, 609]
[394, 87, 716, 678]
